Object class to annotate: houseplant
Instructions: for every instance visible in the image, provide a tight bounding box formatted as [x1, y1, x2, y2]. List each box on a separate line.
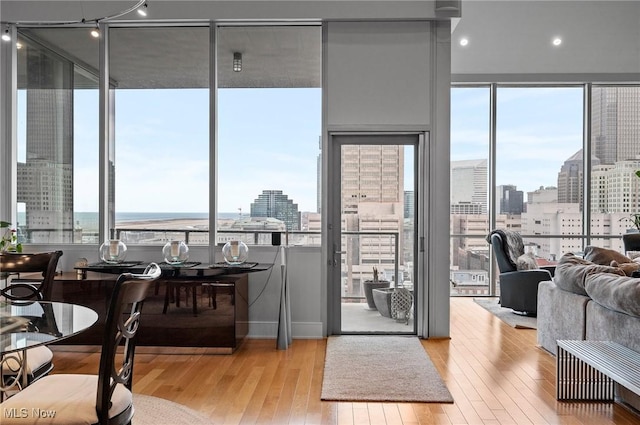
[621, 170, 640, 232]
[1, 221, 22, 253]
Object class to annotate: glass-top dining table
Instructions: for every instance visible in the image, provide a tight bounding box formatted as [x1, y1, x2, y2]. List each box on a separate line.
[0, 301, 98, 397]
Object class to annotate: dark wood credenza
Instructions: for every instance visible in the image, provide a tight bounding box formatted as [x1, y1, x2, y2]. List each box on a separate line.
[43, 263, 271, 353]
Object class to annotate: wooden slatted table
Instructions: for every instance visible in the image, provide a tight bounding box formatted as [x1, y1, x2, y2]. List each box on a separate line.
[557, 340, 640, 401]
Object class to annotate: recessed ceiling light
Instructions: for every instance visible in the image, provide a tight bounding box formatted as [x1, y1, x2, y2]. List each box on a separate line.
[552, 37, 562, 46]
[460, 38, 469, 47]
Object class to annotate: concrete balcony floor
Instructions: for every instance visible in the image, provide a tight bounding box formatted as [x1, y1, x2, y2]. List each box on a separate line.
[340, 301, 415, 333]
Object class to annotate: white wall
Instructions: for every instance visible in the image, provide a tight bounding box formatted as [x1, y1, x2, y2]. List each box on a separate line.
[326, 21, 432, 127]
[324, 20, 451, 338]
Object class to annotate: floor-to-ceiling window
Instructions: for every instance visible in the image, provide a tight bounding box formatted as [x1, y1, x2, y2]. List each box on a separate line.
[589, 85, 640, 249]
[16, 28, 99, 244]
[450, 86, 490, 295]
[109, 26, 210, 246]
[13, 24, 325, 250]
[451, 85, 585, 296]
[496, 86, 584, 261]
[216, 26, 322, 247]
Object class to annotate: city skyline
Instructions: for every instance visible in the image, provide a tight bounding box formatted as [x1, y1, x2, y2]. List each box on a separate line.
[19, 84, 638, 220]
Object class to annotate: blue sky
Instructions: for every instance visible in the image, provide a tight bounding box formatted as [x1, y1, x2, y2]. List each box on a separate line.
[21, 86, 584, 213]
[52, 88, 321, 214]
[451, 86, 584, 195]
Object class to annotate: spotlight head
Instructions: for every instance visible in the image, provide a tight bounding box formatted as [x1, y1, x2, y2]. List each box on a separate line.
[1, 29, 10, 42]
[90, 26, 100, 38]
[137, 3, 148, 17]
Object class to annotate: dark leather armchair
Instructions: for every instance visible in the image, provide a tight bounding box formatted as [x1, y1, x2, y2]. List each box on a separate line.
[488, 230, 553, 316]
[623, 233, 640, 255]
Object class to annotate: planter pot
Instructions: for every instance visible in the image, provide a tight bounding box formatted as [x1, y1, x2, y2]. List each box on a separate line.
[362, 280, 390, 309]
[372, 288, 394, 318]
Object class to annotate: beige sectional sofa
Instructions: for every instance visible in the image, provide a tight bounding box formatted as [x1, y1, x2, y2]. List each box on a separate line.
[537, 247, 640, 411]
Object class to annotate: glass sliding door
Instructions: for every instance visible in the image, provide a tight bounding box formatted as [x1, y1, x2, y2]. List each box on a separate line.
[330, 134, 419, 334]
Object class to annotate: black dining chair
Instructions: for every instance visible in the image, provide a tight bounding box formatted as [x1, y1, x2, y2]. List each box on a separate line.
[0, 251, 63, 387]
[0, 263, 161, 425]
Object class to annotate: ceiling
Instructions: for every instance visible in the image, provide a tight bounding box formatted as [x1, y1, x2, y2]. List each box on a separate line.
[10, 1, 640, 87]
[18, 25, 322, 89]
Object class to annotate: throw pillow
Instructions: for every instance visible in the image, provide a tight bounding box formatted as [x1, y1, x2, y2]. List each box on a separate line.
[516, 252, 538, 270]
[554, 252, 625, 296]
[610, 260, 640, 276]
[584, 246, 633, 266]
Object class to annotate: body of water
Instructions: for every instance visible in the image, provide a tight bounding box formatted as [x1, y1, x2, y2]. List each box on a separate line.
[16, 212, 241, 232]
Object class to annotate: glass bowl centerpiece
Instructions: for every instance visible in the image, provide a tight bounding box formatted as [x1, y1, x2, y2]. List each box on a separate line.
[162, 240, 189, 265]
[99, 239, 127, 264]
[222, 240, 248, 265]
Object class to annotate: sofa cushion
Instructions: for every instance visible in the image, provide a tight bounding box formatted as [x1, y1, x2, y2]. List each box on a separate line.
[584, 273, 640, 318]
[554, 253, 624, 296]
[584, 245, 633, 266]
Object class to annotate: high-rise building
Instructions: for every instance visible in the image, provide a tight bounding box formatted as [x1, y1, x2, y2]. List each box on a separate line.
[590, 160, 640, 214]
[403, 191, 414, 218]
[451, 159, 487, 214]
[556, 150, 602, 210]
[592, 86, 640, 164]
[250, 190, 301, 231]
[341, 145, 404, 212]
[339, 145, 406, 290]
[17, 47, 74, 243]
[497, 185, 524, 214]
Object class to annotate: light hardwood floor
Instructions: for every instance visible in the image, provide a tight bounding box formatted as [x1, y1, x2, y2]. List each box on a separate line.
[51, 297, 640, 424]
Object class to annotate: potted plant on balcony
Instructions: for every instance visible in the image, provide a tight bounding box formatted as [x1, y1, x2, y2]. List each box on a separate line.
[620, 170, 640, 233]
[362, 266, 390, 310]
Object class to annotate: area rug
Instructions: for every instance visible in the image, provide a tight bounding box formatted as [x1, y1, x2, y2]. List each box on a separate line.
[321, 336, 454, 403]
[473, 297, 537, 329]
[133, 394, 214, 425]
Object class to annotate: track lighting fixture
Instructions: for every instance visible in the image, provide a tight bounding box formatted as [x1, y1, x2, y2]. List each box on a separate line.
[137, 2, 148, 17]
[1, 28, 10, 42]
[233, 52, 242, 72]
[90, 23, 100, 38]
[5, 0, 147, 27]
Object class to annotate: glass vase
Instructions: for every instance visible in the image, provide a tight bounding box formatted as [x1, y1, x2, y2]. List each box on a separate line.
[222, 240, 248, 265]
[99, 239, 127, 264]
[162, 240, 189, 265]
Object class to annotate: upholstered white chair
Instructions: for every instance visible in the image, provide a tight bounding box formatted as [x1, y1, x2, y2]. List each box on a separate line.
[0, 263, 161, 425]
